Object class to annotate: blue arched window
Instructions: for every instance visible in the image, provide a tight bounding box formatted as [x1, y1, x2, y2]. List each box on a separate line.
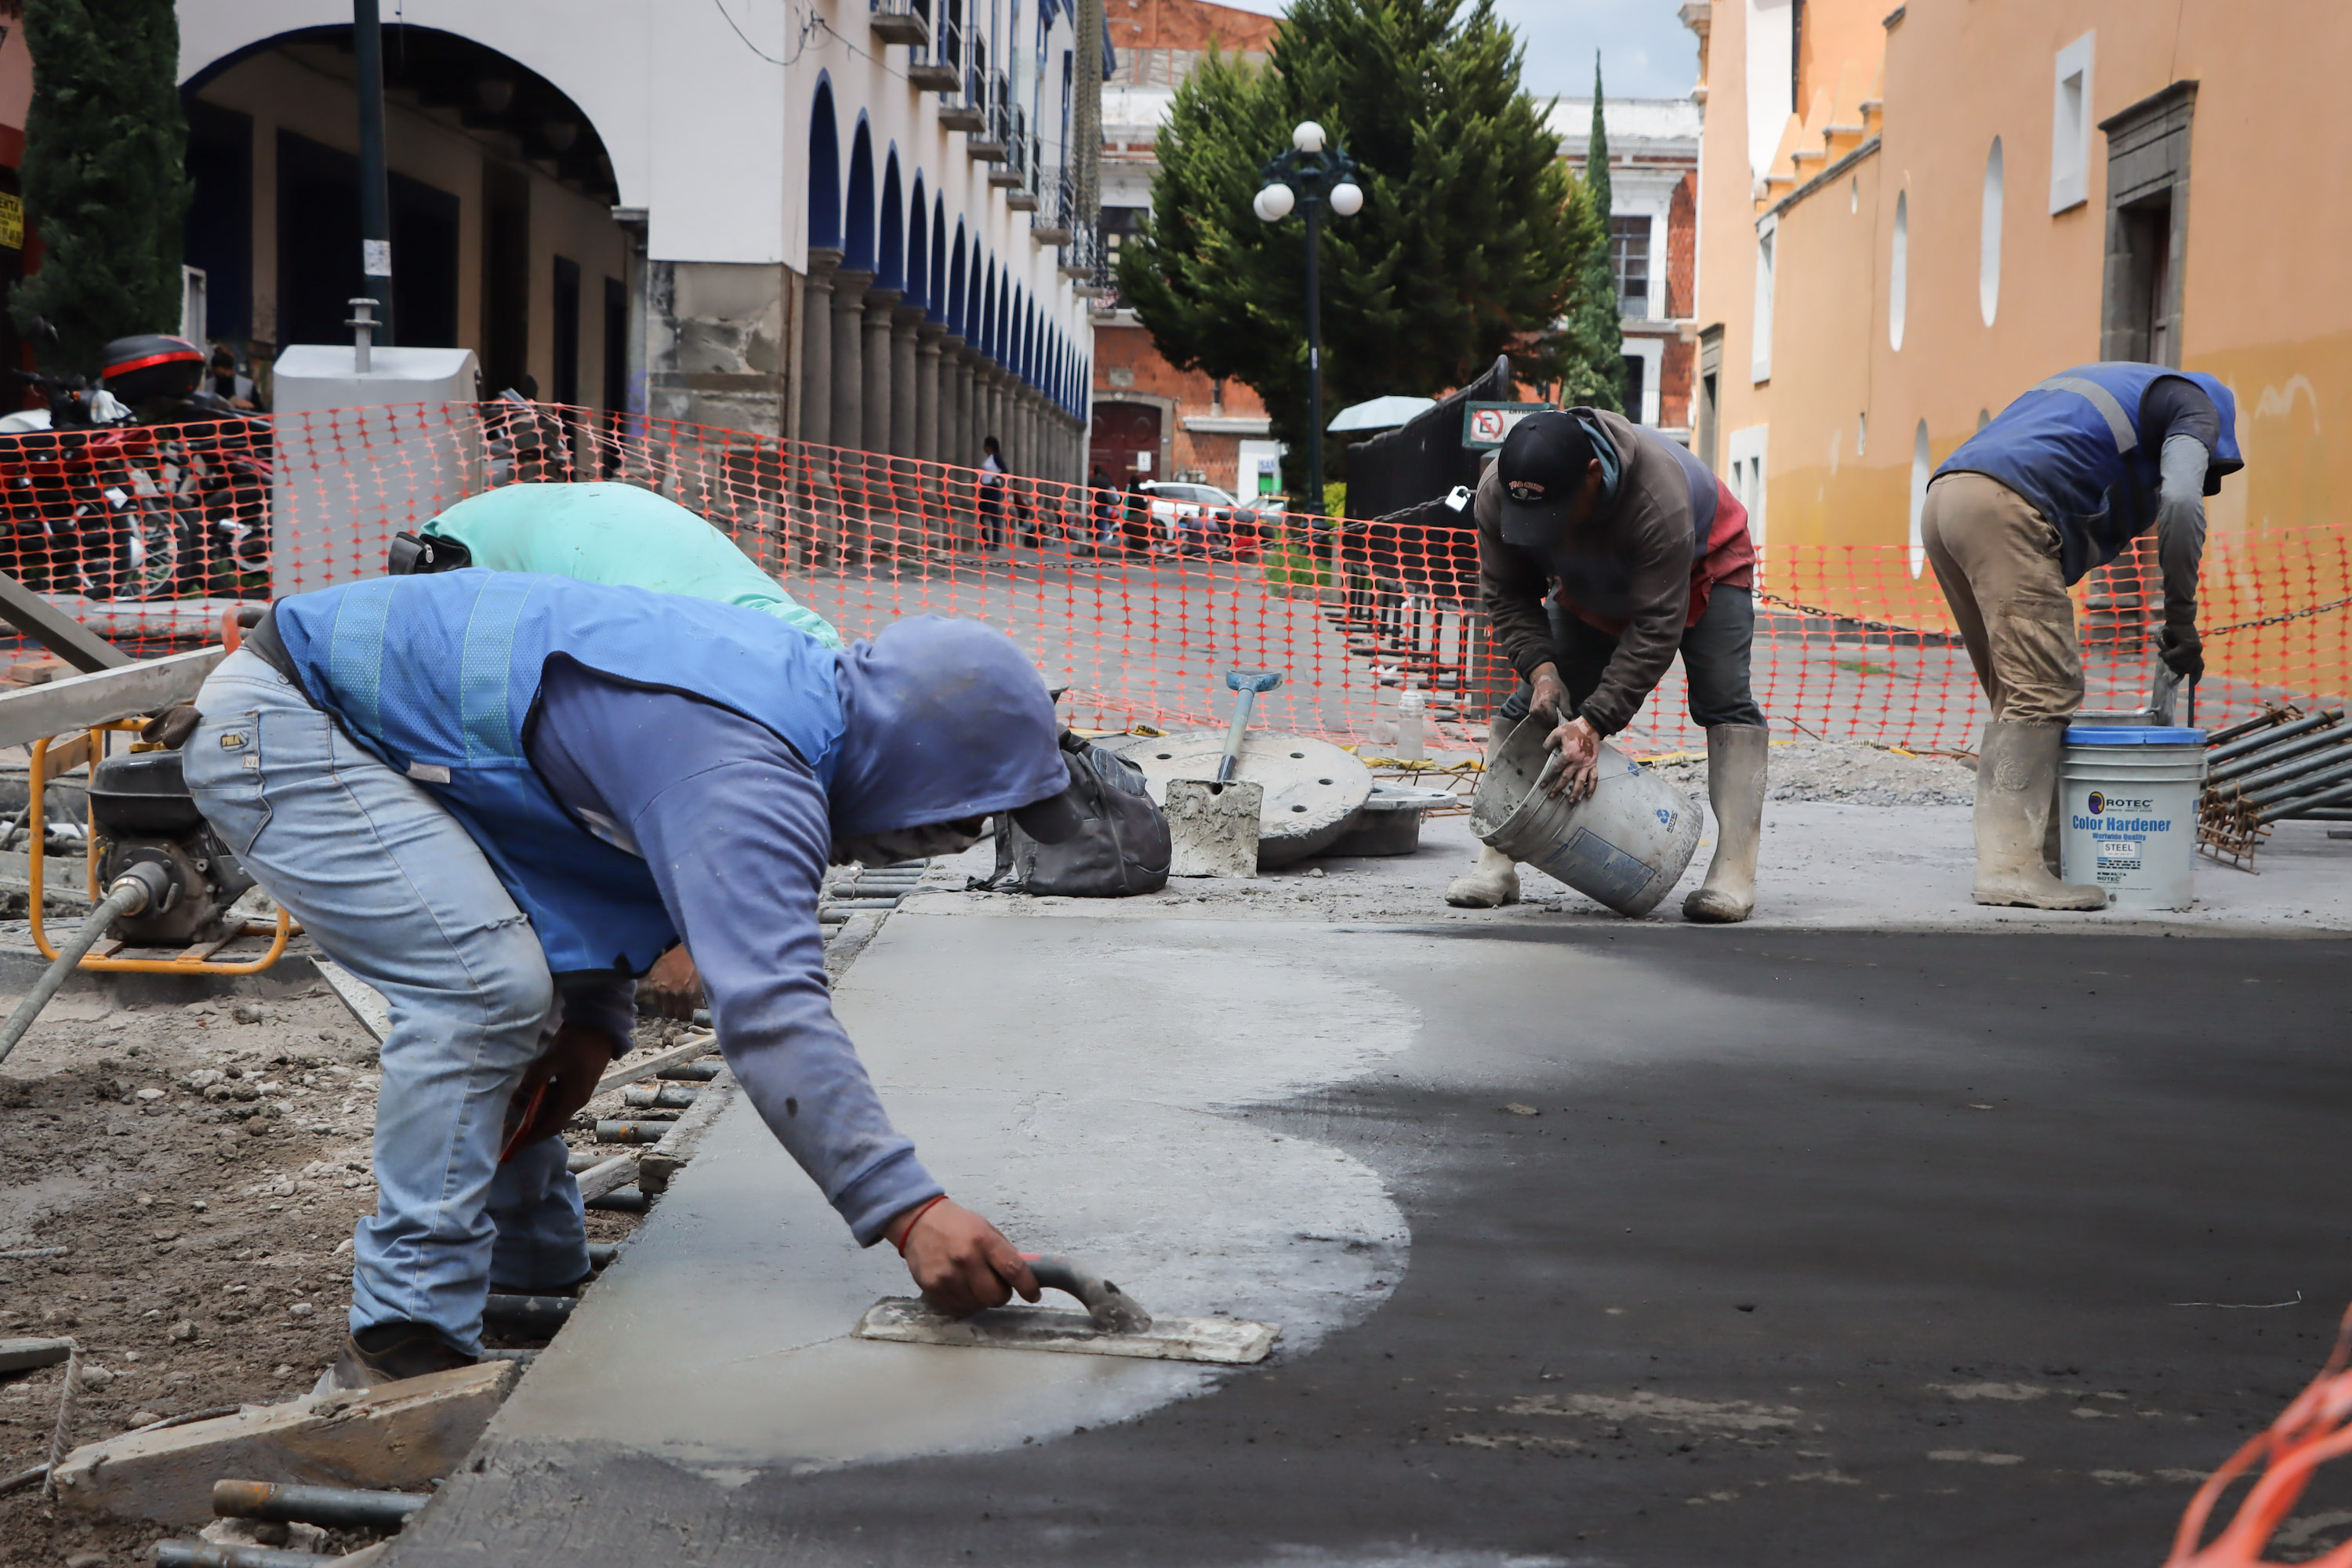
[808, 76, 841, 251]
[843, 116, 876, 271]
[905, 175, 928, 311]
[947, 224, 967, 336]
[927, 198, 949, 324]
[877, 150, 905, 291]
[980, 256, 997, 362]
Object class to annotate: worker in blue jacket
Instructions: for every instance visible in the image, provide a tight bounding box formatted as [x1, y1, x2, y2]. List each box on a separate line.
[1925, 363, 2242, 909]
[180, 576, 1080, 1388]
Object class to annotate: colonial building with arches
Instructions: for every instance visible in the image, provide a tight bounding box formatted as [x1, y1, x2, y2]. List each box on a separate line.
[177, 0, 1097, 479]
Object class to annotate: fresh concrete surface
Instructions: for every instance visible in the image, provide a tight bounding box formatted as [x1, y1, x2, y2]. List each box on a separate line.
[920, 797, 2352, 935]
[386, 915, 2350, 1566]
[376, 786, 2350, 1566]
[461, 913, 1415, 1470]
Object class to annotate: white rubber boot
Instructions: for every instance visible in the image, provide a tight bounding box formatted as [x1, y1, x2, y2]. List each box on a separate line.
[1445, 716, 1523, 909]
[1973, 720, 2107, 910]
[1682, 724, 1767, 924]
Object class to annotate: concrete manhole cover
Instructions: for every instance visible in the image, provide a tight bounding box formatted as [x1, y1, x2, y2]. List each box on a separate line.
[1109, 730, 1374, 866]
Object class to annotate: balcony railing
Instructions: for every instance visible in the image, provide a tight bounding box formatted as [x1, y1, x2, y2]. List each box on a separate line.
[991, 104, 1029, 188]
[1032, 169, 1075, 244]
[869, 0, 930, 47]
[906, 0, 959, 86]
[967, 69, 1011, 160]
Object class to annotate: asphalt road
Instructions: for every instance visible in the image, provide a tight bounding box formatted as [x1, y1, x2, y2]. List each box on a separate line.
[390, 924, 2351, 1567]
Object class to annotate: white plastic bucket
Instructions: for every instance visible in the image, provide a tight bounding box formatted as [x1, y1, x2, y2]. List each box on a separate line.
[2058, 725, 2207, 910]
[1470, 720, 1702, 917]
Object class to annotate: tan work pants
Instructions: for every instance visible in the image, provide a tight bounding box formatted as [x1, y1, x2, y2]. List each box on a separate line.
[1921, 471, 2084, 724]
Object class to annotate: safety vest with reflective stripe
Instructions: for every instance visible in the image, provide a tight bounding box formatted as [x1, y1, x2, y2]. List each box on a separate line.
[1935, 361, 2242, 585]
[271, 570, 845, 976]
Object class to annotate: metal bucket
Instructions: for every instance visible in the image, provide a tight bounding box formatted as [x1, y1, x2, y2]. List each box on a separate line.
[1469, 720, 1701, 917]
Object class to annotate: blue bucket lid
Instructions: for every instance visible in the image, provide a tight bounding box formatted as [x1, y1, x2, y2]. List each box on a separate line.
[2063, 725, 2206, 746]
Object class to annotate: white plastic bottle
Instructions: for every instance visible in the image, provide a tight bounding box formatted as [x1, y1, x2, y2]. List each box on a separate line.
[1396, 682, 1426, 763]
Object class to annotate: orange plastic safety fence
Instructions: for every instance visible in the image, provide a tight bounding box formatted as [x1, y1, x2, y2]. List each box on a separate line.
[2165, 1298, 2352, 1568]
[2, 400, 2347, 757]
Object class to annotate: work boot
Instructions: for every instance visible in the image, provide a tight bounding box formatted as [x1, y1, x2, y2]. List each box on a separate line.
[318, 1322, 476, 1393]
[1972, 720, 2107, 910]
[1445, 716, 1523, 909]
[1682, 724, 1768, 924]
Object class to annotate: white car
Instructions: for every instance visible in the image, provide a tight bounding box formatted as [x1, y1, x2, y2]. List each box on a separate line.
[1138, 481, 1240, 554]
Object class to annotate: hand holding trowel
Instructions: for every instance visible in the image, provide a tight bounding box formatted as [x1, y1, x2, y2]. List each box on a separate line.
[856, 1252, 1279, 1365]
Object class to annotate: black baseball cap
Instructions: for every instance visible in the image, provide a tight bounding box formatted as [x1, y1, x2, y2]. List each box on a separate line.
[1495, 411, 1597, 547]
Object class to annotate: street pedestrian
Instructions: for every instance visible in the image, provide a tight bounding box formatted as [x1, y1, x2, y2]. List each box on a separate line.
[178, 582, 1086, 1387]
[1925, 362, 2243, 908]
[978, 435, 1007, 549]
[1446, 408, 1768, 923]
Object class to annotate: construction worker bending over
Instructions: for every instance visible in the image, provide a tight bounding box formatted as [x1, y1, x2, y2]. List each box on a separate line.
[1446, 408, 1767, 923]
[1925, 363, 2241, 909]
[393, 480, 844, 649]
[177, 577, 1083, 1387]
[391, 480, 843, 1019]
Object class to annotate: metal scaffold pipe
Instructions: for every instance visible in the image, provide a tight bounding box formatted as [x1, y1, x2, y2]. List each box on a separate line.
[212, 1478, 430, 1530]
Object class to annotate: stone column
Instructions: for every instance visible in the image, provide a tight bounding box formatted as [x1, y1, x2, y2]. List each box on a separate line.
[829, 268, 872, 455]
[891, 305, 923, 458]
[916, 325, 948, 464]
[955, 347, 981, 470]
[798, 249, 842, 447]
[862, 287, 899, 458]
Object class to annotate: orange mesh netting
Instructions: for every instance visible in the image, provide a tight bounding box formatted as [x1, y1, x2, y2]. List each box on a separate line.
[2, 400, 2345, 756]
[2166, 1299, 2352, 1567]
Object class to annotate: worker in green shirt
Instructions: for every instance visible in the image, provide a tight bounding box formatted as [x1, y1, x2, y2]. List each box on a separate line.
[393, 481, 842, 649]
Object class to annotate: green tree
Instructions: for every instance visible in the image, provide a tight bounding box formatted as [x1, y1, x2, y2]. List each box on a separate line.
[1119, 0, 1598, 499]
[1555, 56, 1624, 412]
[12, 0, 192, 372]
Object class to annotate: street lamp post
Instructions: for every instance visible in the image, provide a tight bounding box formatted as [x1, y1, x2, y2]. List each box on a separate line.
[1254, 122, 1362, 518]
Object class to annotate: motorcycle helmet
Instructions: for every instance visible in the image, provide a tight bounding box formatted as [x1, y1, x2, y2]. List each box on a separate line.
[101, 335, 206, 405]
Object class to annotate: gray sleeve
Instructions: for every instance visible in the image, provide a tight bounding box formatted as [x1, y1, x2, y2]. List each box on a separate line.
[2157, 434, 2209, 628]
[622, 754, 941, 1246]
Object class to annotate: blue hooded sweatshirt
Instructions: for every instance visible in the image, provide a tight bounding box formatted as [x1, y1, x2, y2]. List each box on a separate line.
[526, 614, 1067, 1246]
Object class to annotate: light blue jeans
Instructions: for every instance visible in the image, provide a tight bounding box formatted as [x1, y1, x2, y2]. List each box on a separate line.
[185, 648, 589, 1354]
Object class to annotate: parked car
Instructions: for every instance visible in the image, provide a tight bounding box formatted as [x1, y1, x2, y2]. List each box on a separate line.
[1137, 481, 1252, 557]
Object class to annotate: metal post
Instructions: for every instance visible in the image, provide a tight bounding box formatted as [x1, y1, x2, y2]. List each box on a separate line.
[1303, 196, 1323, 518]
[353, 0, 394, 343]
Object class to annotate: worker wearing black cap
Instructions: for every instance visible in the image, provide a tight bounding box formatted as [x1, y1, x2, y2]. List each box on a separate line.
[1446, 407, 1768, 922]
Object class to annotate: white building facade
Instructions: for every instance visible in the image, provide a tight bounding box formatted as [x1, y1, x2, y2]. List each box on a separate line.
[177, 0, 1098, 478]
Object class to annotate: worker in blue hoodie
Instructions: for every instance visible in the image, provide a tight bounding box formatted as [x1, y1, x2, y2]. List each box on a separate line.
[178, 575, 1081, 1388]
[1926, 364, 2242, 910]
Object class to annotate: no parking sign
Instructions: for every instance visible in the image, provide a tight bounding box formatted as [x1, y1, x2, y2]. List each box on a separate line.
[1462, 401, 1553, 449]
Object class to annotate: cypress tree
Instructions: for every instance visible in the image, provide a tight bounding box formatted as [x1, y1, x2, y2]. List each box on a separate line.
[1555, 55, 1624, 412]
[12, 0, 193, 372]
[1120, 0, 1596, 492]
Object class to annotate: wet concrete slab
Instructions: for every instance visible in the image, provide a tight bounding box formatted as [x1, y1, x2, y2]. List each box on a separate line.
[386, 919, 2352, 1567]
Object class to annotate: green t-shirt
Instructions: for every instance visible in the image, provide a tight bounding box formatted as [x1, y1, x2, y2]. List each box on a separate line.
[422, 482, 843, 648]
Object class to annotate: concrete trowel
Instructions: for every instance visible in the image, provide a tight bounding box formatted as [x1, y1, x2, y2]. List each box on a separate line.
[854, 1254, 1280, 1365]
[1163, 669, 1281, 877]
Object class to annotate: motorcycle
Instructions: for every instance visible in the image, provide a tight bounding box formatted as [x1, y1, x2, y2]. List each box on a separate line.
[0, 334, 272, 602]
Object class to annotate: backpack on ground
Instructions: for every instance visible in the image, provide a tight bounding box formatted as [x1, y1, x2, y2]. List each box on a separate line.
[978, 731, 1170, 896]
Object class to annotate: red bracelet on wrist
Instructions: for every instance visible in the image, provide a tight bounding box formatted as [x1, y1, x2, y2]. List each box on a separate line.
[893, 1194, 949, 1256]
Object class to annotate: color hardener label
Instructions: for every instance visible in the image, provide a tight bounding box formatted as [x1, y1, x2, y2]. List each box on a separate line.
[2071, 789, 2172, 887]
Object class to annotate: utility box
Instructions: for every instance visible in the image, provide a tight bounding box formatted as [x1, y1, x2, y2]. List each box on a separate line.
[269, 345, 482, 596]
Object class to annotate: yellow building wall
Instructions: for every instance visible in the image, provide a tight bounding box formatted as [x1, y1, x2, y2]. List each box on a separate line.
[1697, 0, 2352, 678]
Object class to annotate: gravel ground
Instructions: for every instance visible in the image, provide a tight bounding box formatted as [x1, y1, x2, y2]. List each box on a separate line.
[1640, 737, 1978, 808]
[0, 978, 682, 1566]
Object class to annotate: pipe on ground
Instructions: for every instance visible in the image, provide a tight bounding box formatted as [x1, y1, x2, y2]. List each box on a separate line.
[212, 1479, 427, 1530]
